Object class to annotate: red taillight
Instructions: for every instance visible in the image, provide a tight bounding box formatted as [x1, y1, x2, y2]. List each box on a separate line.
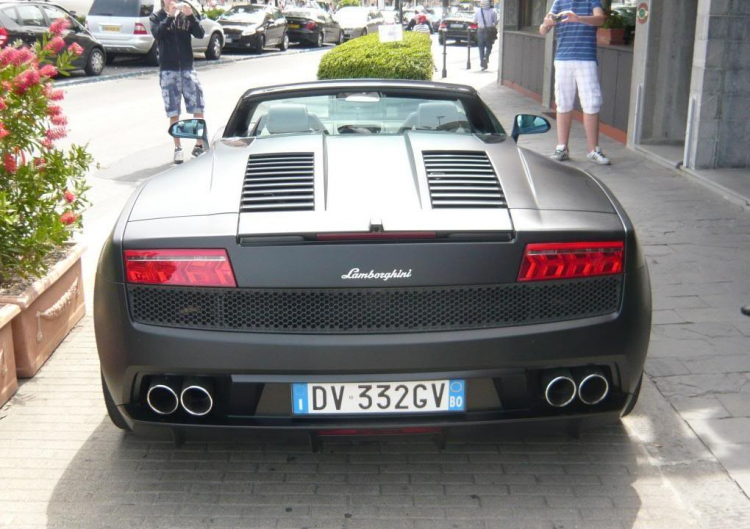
[316, 232, 436, 241]
[305, 21, 317, 30]
[439, 22, 446, 29]
[518, 242, 624, 282]
[468, 23, 478, 30]
[0, 28, 8, 48]
[134, 22, 148, 35]
[124, 249, 236, 287]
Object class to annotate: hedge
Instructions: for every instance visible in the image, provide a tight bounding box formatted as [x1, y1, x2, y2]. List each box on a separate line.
[317, 32, 433, 81]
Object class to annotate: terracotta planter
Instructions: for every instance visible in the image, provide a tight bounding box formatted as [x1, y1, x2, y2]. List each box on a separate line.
[0, 243, 86, 378]
[597, 28, 625, 46]
[0, 304, 21, 407]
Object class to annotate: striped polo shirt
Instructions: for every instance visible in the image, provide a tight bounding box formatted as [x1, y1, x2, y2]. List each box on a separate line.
[551, 0, 602, 62]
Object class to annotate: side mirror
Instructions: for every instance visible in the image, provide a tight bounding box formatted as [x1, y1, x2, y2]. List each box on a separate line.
[169, 118, 208, 144]
[511, 114, 550, 142]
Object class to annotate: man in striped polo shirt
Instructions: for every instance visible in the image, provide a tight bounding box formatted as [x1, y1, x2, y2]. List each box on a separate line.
[540, 0, 610, 165]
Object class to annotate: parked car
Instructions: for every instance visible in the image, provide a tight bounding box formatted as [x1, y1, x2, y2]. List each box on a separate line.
[438, 10, 477, 45]
[96, 79, 651, 438]
[403, 7, 439, 30]
[334, 7, 383, 40]
[283, 6, 342, 47]
[0, 0, 106, 75]
[218, 4, 288, 53]
[86, 0, 224, 65]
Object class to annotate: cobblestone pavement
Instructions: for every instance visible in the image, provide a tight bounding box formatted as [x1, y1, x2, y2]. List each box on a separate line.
[1, 47, 750, 528]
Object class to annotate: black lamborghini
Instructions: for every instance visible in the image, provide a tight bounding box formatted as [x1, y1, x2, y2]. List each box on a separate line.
[95, 80, 651, 439]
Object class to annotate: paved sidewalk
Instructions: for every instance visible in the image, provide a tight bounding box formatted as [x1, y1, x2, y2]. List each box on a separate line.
[480, 83, 750, 497]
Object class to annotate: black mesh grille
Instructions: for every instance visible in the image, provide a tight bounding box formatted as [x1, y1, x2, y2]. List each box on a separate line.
[129, 277, 622, 334]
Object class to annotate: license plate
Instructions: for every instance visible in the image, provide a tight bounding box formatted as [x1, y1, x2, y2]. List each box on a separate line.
[225, 37, 234, 43]
[101, 25, 120, 32]
[451, 24, 464, 29]
[288, 23, 300, 28]
[292, 379, 465, 415]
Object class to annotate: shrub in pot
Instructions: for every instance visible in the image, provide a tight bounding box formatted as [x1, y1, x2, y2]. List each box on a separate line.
[0, 19, 92, 378]
[597, 11, 626, 46]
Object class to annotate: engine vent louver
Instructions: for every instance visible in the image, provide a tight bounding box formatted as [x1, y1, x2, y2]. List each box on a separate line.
[241, 153, 315, 212]
[423, 151, 506, 209]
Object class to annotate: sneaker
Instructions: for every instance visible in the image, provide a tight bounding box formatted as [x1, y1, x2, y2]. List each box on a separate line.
[550, 145, 569, 162]
[173, 147, 184, 164]
[192, 143, 206, 158]
[587, 147, 611, 165]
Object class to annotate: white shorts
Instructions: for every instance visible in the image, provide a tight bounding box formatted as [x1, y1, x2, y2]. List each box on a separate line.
[554, 60, 603, 114]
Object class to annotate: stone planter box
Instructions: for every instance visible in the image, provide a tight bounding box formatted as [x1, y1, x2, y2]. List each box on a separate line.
[0, 243, 85, 378]
[0, 304, 21, 407]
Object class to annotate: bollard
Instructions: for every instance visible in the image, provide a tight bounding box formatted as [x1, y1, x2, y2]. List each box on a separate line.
[441, 30, 447, 78]
[466, 28, 472, 70]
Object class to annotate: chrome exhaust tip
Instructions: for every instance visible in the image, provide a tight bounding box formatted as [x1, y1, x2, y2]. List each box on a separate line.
[180, 378, 214, 417]
[146, 377, 180, 415]
[576, 369, 610, 405]
[542, 370, 576, 408]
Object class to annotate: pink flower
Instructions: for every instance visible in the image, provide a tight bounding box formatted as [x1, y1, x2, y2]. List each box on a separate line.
[3, 153, 17, 174]
[0, 124, 9, 140]
[0, 98, 6, 110]
[68, 43, 84, 56]
[60, 212, 77, 225]
[11, 47, 34, 66]
[41, 138, 54, 150]
[13, 69, 41, 94]
[39, 64, 58, 78]
[34, 157, 46, 168]
[46, 87, 65, 101]
[51, 115, 68, 126]
[45, 127, 67, 141]
[64, 190, 76, 203]
[45, 37, 65, 54]
[47, 104, 62, 116]
[49, 17, 71, 36]
[0, 47, 18, 67]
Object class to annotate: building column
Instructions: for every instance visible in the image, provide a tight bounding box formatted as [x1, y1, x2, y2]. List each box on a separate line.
[625, 1, 651, 147]
[495, 1, 506, 84]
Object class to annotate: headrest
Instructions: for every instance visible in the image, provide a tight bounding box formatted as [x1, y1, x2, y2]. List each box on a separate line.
[266, 104, 311, 134]
[416, 102, 463, 130]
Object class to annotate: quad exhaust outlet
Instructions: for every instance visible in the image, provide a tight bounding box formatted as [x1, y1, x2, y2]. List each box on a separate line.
[146, 377, 180, 415]
[575, 367, 610, 405]
[180, 378, 215, 416]
[542, 369, 577, 408]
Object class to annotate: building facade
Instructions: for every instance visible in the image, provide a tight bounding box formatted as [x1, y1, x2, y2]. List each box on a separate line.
[496, 0, 750, 170]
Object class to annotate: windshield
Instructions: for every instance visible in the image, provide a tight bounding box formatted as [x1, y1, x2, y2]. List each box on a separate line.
[226, 92, 506, 138]
[89, 0, 150, 17]
[219, 6, 266, 23]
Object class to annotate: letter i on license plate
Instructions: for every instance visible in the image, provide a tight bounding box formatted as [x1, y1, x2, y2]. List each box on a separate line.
[291, 380, 466, 415]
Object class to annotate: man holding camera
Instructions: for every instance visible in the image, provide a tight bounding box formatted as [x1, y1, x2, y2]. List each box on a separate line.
[151, 0, 206, 164]
[540, 0, 610, 165]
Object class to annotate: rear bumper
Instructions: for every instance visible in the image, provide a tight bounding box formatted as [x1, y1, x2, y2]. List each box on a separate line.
[96, 263, 651, 432]
[94, 34, 153, 54]
[287, 29, 319, 43]
[223, 33, 261, 48]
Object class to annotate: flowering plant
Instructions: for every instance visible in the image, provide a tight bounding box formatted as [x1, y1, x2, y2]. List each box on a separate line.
[0, 20, 92, 285]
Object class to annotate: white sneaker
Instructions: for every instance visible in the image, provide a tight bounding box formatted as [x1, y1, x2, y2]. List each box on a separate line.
[587, 147, 611, 165]
[173, 147, 184, 165]
[550, 145, 569, 162]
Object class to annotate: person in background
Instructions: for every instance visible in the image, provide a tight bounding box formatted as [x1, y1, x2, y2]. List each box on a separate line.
[413, 13, 433, 34]
[151, 0, 207, 164]
[539, 0, 610, 165]
[474, 0, 497, 71]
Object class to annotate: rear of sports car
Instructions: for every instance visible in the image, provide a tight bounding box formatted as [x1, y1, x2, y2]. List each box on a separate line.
[95, 82, 650, 437]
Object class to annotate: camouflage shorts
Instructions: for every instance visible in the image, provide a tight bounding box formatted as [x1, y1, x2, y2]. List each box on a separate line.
[159, 69, 205, 118]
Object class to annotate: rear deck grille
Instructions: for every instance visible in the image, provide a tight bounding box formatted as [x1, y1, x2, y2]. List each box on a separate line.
[241, 153, 314, 212]
[128, 277, 622, 334]
[423, 151, 506, 209]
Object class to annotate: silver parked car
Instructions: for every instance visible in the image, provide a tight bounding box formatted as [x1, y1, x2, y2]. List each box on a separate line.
[86, 0, 224, 65]
[333, 6, 383, 41]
